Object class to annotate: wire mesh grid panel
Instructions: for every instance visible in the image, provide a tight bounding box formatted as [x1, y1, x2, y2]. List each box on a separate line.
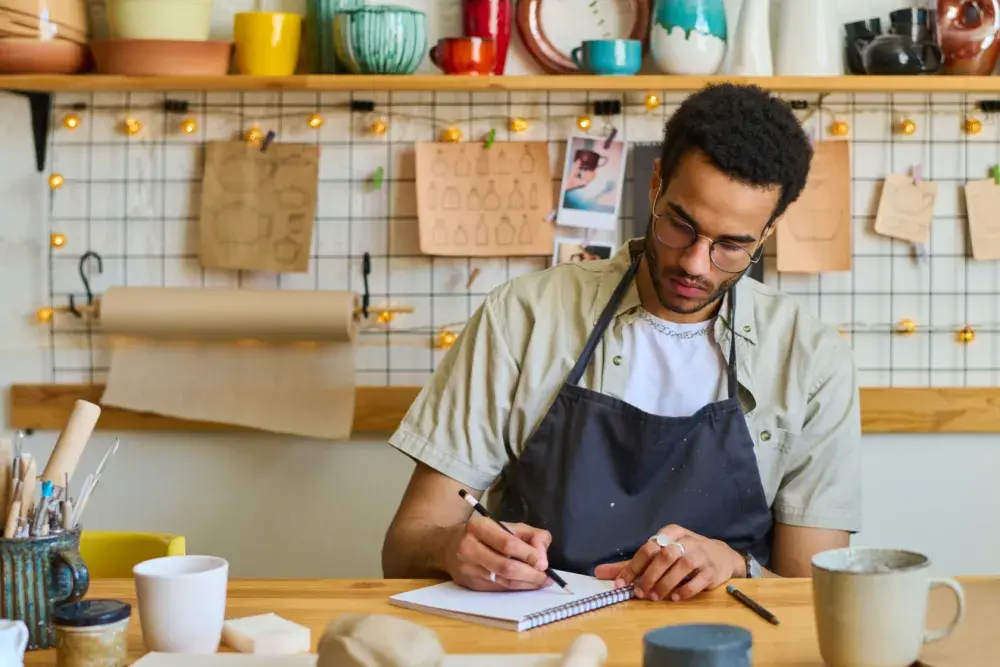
[40, 90, 1000, 389]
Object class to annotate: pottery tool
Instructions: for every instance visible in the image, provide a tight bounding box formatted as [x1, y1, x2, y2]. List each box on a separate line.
[458, 489, 572, 593]
[70, 438, 119, 528]
[0, 438, 11, 521]
[30, 481, 54, 537]
[3, 500, 19, 539]
[41, 399, 101, 491]
[18, 454, 35, 520]
[726, 585, 780, 625]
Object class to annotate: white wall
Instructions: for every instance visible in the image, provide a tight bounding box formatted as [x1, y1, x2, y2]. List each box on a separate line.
[3, 0, 998, 579]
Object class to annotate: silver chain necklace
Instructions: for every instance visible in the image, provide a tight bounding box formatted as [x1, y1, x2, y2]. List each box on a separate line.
[639, 309, 713, 339]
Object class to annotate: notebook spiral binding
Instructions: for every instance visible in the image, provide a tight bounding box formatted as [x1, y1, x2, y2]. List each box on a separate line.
[521, 584, 636, 630]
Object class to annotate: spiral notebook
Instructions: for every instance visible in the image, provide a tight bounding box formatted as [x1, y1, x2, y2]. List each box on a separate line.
[388, 571, 634, 632]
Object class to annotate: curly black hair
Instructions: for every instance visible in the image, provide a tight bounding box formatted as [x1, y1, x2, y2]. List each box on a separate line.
[659, 83, 813, 223]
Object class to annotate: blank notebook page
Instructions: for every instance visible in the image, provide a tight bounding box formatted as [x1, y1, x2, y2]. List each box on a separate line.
[388, 570, 634, 631]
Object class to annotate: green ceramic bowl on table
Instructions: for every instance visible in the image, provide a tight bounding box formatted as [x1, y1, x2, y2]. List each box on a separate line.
[333, 5, 426, 74]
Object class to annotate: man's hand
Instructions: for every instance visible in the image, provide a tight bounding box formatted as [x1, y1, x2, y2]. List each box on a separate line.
[594, 525, 744, 602]
[438, 516, 553, 592]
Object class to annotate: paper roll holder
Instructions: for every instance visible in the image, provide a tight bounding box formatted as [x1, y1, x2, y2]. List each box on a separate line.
[35, 250, 414, 325]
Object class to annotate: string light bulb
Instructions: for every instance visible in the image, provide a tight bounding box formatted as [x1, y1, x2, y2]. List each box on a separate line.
[830, 120, 850, 137]
[36, 307, 54, 323]
[49, 233, 66, 248]
[509, 116, 529, 133]
[370, 119, 388, 136]
[964, 116, 983, 135]
[441, 126, 463, 143]
[48, 173, 64, 190]
[958, 326, 975, 344]
[245, 124, 264, 146]
[307, 113, 324, 129]
[895, 318, 917, 335]
[122, 117, 142, 136]
[898, 119, 917, 135]
[437, 329, 458, 350]
[644, 94, 660, 111]
[62, 113, 80, 130]
[179, 117, 198, 134]
[576, 115, 592, 131]
[376, 310, 394, 325]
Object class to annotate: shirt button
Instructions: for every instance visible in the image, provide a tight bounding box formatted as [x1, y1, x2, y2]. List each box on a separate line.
[743, 325, 752, 333]
[760, 430, 771, 442]
[613, 355, 623, 366]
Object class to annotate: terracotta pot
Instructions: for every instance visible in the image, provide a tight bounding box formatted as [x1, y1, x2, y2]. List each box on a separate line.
[0, 37, 86, 72]
[90, 38, 231, 75]
[937, 0, 1000, 74]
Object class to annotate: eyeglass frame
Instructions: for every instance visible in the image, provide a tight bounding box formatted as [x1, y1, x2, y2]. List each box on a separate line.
[649, 181, 773, 275]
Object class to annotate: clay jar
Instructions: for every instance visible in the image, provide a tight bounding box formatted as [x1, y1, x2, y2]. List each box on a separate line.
[937, 0, 1000, 74]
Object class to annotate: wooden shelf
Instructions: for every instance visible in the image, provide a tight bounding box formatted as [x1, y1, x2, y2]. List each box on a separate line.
[2, 74, 1000, 94]
[10, 384, 1000, 434]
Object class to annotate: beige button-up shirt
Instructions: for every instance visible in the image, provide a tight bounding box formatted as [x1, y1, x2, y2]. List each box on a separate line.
[389, 240, 862, 532]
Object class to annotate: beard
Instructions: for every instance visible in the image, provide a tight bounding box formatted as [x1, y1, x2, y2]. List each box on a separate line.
[643, 231, 743, 315]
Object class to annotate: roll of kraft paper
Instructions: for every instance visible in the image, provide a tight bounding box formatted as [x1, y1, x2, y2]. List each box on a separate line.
[99, 287, 360, 440]
[41, 399, 102, 486]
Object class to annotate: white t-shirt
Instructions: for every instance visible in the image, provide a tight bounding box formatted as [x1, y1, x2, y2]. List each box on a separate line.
[621, 309, 727, 418]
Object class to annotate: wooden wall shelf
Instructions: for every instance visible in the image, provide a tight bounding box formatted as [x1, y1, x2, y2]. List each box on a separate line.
[9, 384, 1000, 435]
[2, 74, 1000, 94]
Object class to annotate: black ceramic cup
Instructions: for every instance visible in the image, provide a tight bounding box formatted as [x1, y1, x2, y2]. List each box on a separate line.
[845, 18, 883, 74]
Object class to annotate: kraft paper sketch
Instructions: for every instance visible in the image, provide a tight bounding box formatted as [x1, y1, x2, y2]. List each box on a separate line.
[964, 179, 1000, 261]
[199, 141, 319, 273]
[416, 142, 554, 257]
[776, 141, 852, 273]
[874, 173, 937, 244]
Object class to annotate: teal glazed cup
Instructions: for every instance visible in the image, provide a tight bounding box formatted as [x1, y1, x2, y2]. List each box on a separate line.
[0, 528, 89, 650]
[571, 39, 642, 75]
[333, 5, 427, 74]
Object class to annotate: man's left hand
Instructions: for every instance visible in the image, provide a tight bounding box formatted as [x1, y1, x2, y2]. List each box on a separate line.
[593, 525, 744, 602]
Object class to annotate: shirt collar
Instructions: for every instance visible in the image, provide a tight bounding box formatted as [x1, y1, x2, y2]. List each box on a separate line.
[593, 238, 759, 411]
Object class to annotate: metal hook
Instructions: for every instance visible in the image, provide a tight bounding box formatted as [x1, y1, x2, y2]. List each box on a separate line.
[361, 252, 372, 319]
[68, 250, 102, 318]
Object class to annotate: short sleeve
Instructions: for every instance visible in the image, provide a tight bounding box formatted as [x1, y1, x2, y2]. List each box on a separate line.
[388, 292, 519, 491]
[772, 336, 862, 532]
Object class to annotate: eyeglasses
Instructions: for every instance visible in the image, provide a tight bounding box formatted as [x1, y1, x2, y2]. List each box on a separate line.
[651, 190, 764, 275]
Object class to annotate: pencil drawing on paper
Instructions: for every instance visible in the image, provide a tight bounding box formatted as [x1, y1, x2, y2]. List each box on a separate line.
[415, 142, 556, 257]
[964, 181, 1000, 260]
[199, 141, 319, 273]
[786, 210, 844, 243]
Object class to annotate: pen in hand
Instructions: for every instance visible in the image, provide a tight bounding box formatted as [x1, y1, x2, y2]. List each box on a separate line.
[458, 489, 573, 594]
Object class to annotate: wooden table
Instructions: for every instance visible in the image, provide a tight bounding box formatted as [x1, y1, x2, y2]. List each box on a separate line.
[23, 577, 999, 666]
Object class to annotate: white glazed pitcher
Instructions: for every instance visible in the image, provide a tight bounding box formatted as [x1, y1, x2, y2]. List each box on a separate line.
[0, 620, 28, 667]
[774, 0, 842, 75]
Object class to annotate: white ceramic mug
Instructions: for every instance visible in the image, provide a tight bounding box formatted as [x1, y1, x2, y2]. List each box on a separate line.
[133, 555, 229, 654]
[0, 619, 28, 666]
[812, 547, 965, 667]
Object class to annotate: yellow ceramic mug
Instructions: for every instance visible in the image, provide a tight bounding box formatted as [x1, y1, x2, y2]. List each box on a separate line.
[233, 12, 301, 75]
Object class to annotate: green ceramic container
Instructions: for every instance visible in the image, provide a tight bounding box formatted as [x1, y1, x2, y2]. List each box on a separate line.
[0, 529, 89, 650]
[333, 5, 427, 74]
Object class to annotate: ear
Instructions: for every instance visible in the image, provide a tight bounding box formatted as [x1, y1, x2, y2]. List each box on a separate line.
[762, 216, 781, 242]
[648, 158, 661, 205]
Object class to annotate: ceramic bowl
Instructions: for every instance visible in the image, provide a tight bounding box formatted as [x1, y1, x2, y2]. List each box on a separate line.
[91, 38, 231, 74]
[0, 37, 86, 72]
[333, 5, 426, 74]
[0, 0, 88, 35]
[106, 0, 212, 41]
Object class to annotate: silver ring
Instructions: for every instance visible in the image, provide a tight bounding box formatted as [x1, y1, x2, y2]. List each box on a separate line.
[488, 571, 496, 584]
[649, 534, 685, 556]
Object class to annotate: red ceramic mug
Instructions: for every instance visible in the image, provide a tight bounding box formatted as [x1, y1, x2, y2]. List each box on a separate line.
[430, 37, 495, 75]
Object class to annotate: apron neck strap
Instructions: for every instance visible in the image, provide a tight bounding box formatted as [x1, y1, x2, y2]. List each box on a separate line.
[567, 254, 642, 386]
[726, 286, 739, 401]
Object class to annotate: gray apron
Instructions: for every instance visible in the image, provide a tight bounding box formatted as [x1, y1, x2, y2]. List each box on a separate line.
[495, 250, 773, 574]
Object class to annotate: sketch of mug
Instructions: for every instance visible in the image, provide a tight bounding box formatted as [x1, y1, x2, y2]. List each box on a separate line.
[209, 203, 273, 243]
[573, 149, 608, 171]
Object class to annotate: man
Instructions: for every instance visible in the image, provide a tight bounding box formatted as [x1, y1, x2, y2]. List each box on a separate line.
[382, 83, 861, 603]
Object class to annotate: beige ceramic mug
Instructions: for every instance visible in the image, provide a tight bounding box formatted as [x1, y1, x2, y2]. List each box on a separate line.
[812, 547, 965, 667]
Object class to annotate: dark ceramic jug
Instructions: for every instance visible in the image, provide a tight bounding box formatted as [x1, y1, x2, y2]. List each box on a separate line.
[845, 18, 882, 74]
[0, 529, 89, 650]
[862, 8, 943, 74]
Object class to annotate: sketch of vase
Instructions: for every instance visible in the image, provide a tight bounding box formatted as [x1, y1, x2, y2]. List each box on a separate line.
[433, 218, 450, 245]
[518, 214, 533, 245]
[483, 181, 501, 210]
[467, 187, 481, 210]
[476, 149, 490, 176]
[427, 182, 438, 210]
[508, 180, 525, 210]
[455, 153, 471, 177]
[453, 224, 469, 246]
[496, 215, 515, 245]
[443, 187, 462, 210]
[529, 183, 538, 209]
[432, 150, 449, 177]
[496, 149, 511, 174]
[519, 144, 535, 173]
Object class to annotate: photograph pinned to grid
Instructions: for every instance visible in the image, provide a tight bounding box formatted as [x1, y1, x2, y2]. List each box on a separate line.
[556, 134, 628, 231]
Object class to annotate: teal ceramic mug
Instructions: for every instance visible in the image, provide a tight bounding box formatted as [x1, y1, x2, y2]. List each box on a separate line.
[0, 529, 89, 650]
[571, 39, 642, 75]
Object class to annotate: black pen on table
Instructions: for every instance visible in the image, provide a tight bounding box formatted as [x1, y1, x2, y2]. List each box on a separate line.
[458, 489, 573, 594]
[726, 584, 780, 625]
